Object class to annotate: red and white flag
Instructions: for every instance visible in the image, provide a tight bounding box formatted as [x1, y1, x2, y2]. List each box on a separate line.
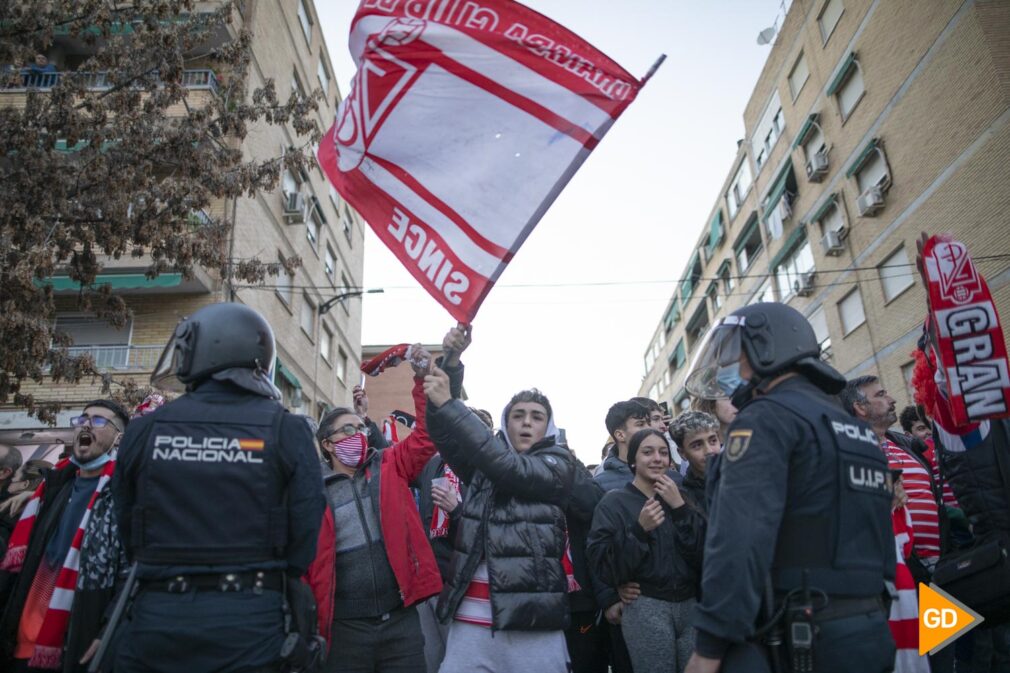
[319, 0, 658, 322]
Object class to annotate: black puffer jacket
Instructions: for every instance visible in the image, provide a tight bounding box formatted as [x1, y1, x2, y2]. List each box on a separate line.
[427, 399, 576, 631]
[938, 419, 1010, 539]
[565, 460, 604, 614]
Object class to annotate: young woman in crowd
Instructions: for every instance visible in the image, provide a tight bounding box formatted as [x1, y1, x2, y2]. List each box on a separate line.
[587, 429, 705, 673]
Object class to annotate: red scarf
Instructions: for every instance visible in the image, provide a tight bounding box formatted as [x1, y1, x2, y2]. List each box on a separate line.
[429, 465, 462, 539]
[0, 459, 116, 669]
[922, 235, 1010, 426]
[360, 344, 430, 377]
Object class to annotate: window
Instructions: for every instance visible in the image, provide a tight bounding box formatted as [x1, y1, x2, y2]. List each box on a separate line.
[788, 53, 809, 100]
[719, 261, 734, 294]
[680, 253, 703, 305]
[328, 184, 341, 211]
[297, 0, 312, 42]
[324, 246, 336, 284]
[808, 306, 832, 359]
[300, 295, 315, 337]
[662, 368, 671, 390]
[814, 198, 847, 248]
[685, 304, 710, 350]
[340, 273, 351, 313]
[291, 71, 305, 101]
[762, 163, 797, 241]
[306, 210, 320, 248]
[342, 205, 354, 244]
[320, 324, 333, 363]
[707, 282, 723, 311]
[838, 288, 866, 335]
[726, 159, 753, 219]
[670, 339, 687, 371]
[705, 211, 725, 259]
[754, 279, 775, 304]
[734, 215, 763, 272]
[751, 92, 784, 170]
[828, 54, 864, 121]
[663, 301, 681, 333]
[276, 256, 294, 306]
[336, 347, 348, 383]
[54, 315, 132, 369]
[317, 60, 330, 97]
[800, 124, 826, 165]
[282, 169, 298, 197]
[818, 0, 844, 43]
[879, 246, 914, 303]
[854, 146, 889, 193]
[774, 239, 815, 300]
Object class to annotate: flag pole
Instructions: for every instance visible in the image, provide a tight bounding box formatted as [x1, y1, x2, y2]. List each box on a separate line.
[641, 54, 667, 86]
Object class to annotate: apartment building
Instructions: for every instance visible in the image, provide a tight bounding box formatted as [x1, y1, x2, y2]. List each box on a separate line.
[640, 0, 1010, 415]
[1, 0, 365, 430]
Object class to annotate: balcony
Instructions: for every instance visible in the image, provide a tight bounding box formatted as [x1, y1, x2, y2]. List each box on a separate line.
[64, 345, 163, 371]
[3, 68, 220, 94]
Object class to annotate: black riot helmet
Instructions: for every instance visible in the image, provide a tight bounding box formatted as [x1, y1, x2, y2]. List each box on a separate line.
[685, 302, 845, 405]
[151, 302, 276, 392]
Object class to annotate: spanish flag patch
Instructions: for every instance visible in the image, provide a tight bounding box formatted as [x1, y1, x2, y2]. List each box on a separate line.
[238, 439, 265, 451]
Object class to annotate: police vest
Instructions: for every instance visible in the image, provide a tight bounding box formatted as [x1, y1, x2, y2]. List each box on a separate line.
[131, 393, 288, 565]
[761, 389, 894, 598]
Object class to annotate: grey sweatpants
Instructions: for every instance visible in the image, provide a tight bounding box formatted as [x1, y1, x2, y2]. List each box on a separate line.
[438, 620, 569, 673]
[417, 596, 449, 673]
[621, 595, 696, 673]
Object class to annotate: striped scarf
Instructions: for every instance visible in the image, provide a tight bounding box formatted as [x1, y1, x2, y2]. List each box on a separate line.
[0, 459, 115, 670]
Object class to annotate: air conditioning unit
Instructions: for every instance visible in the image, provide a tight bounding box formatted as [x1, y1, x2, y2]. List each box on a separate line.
[283, 191, 308, 224]
[856, 185, 885, 217]
[821, 229, 846, 256]
[793, 270, 816, 297]
[805, 149, 829, 182]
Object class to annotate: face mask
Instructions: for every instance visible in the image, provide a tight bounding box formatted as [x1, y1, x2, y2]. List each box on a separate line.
[330, 433, 368, 468]
[716, 363, 744, 397]
[70, 451, 114, 471]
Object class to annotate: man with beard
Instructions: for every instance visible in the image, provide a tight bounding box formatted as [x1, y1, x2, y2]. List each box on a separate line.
[0, 400, 129, 672]
[0, 444, 22, 500]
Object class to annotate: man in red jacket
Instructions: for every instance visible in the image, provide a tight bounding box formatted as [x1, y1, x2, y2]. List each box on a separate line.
[305, 327, 469, 673]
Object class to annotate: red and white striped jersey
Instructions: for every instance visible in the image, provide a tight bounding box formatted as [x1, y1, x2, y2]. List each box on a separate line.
[883, 439, 941, 559]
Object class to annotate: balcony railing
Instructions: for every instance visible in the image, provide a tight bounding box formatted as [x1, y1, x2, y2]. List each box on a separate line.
[65, 345, 163, 371]
[4, 68, 219, 94]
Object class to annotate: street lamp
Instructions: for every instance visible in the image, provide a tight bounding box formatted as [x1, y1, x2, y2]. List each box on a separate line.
[318, 287, 384, 315]
[312, 287, 384, 416]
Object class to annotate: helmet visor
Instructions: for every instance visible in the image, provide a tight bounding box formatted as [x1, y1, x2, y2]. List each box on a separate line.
[684, 317, 745, 399]
[150, 333, 187, 393]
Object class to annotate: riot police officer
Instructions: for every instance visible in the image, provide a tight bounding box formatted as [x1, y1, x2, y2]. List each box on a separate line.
[110, 302, 324, 672]
[682, 303, 895, 673]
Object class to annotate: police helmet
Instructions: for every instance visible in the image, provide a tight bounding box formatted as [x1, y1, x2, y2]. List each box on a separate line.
[685, 302, 843, 400]
[151, 302, 276, 392]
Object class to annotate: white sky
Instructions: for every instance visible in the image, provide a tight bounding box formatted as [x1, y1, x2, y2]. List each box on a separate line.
[315, 0, 787, 465]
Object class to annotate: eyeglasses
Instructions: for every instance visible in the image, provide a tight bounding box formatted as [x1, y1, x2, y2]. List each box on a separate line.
[70, 415, 120, 430]
[327, 423, 370, 440]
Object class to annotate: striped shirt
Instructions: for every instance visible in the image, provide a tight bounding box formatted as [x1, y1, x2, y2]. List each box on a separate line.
[455, 561, 492, 628]
[890, 507, 929, 673]
[883, 439, 941, 559]
[922, 438, 959, 508]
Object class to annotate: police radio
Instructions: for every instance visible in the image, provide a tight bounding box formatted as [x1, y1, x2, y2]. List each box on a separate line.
[785, 571, 816, 673]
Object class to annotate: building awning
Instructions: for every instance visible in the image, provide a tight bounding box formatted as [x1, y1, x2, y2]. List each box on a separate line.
[274, 360, 302, 390]
[680, 252, 700, 303]
[706, 210, 725, 254]
[762, 162, 795, 220]
[791, 113, 820, 149]
[846, 138, 880, 178]
[770, 225, 808, 270]
[40, 273, 183, 291]
[826, 53, 858, 96]
[809, 193, 839, 224]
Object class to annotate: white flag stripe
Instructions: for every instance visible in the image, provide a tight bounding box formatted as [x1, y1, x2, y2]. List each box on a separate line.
[351, 15, 612, 137]
[367, 65, 586, 251]
[891, 588, 920, 621]
[50, 587, 75, 612]
[360, 157, 503, 275]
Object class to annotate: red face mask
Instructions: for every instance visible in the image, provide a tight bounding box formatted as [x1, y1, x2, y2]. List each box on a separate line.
[331, 432, 368, 468]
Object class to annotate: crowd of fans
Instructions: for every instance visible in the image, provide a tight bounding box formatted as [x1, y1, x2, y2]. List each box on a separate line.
[0, 310, 1007, 673]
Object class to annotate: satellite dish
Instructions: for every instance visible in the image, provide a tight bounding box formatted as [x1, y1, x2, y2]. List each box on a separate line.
[757, 27, 777, 45]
